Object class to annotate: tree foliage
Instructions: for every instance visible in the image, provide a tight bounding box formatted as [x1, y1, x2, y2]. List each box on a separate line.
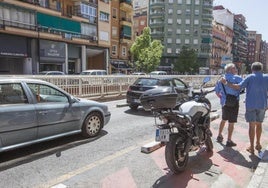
[174, 46, 198, 74]
[130, 27, 163, 73]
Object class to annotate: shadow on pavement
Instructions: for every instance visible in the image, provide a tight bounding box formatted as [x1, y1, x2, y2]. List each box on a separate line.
[217, 146, 260, 170]
[152, 150, 214, 188]
[0, 130, 108, 171]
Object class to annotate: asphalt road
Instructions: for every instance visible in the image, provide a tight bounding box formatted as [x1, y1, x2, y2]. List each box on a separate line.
[0, 92, 267, 188]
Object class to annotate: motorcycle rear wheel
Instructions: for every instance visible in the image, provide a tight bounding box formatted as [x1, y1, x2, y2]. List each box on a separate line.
[205, 136, 213, 152]
[165, 135, 189, 174]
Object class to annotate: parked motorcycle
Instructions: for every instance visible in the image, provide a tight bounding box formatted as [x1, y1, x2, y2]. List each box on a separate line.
[140, 76, 214, 174]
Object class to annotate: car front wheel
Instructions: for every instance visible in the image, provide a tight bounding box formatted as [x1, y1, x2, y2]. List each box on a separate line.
[129, 103, 139, 110]
[82, 112, 103, 138]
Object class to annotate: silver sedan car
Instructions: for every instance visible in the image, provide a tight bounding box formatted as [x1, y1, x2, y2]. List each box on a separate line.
[0, 77, 111, 152]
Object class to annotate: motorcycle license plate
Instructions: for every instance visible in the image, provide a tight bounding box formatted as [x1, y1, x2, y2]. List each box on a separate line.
[155, 129, 170, 142]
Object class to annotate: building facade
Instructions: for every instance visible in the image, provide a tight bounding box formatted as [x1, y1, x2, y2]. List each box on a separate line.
[210, 21, 233, 75]
[133, 0, 148, 38]
[0, 0, 134, 75]
[148, 0, 213, 73]
[110, 0, 133, 74]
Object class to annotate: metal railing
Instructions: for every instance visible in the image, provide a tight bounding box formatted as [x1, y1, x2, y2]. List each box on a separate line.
[7, 75, 220, 99]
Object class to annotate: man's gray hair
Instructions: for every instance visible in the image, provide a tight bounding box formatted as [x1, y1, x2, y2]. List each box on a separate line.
[251, 62, 263, 72]
[224, 63, 235, 73]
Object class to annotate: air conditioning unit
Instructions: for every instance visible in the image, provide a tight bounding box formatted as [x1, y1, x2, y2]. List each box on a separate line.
[93, 36, 98, 41]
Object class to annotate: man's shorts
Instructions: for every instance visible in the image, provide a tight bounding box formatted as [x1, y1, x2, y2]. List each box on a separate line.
[245, 109, 266, 122]
[222, 104, 239, 123]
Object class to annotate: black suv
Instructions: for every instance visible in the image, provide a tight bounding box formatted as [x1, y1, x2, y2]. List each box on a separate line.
[126, 77, 190, 110]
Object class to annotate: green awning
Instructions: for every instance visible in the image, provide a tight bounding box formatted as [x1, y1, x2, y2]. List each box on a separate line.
[123, 25, 131, 37]
[37, 12, 81, 33]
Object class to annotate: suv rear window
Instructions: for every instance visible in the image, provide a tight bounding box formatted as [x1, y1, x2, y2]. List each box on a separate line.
[134, 78, 158, 86]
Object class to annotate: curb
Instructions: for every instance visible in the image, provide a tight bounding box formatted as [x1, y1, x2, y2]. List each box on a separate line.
[116, 103, 129, 107]
[141, 141, 164, 154]
[247, 146, 268, 188]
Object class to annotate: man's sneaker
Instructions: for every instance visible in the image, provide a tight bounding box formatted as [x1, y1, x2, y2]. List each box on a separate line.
[216, 135, 223, 143]
[226, 140, 237, 147]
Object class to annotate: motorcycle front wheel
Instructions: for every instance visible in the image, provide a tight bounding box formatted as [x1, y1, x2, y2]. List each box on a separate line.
[165, 134, 189, 174]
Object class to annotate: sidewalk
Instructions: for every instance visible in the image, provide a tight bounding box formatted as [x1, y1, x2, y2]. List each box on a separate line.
[248, 147, 268, 188]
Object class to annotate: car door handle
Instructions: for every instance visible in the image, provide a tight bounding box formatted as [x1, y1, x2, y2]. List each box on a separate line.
[39, 111, 48, 115]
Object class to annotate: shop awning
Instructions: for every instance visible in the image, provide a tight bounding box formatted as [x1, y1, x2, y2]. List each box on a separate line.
[37, 12, 81, 33]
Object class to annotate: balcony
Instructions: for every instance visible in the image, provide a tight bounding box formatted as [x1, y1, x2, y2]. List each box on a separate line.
[120, 17, 132, 27]
[150, 0, 165, 8]
[120, 0, 132, 12]
[202, 14, 213, 21]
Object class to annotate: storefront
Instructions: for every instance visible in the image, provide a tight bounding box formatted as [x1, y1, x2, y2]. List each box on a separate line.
[0, 34, 30, 74]
[39, 39, 66, 72]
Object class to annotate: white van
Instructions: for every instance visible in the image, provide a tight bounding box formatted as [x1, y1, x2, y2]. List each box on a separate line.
[150, 71, 167, 75]
[80, 69, 107, 75]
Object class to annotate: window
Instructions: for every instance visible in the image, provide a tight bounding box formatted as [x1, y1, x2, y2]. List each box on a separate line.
[122, 47, 126, 56]
[193, 39, 199, 44]
[167, 38, 172, 43]
[167, 48, 172, 53]
[185, 19, 190, 24]
[185, 29, 190, 34]
[177, 19, 181, 24]
[174, 79, 186, 89]
[195, 10, 199, 15]
[100, 12, 109, 22]
[177, 0, 182, 4]
[176, 39, 181, 44]
[186, 0, 191, 4]
[80, 3, 97, 19]
[168, 28, 173, 32]
[27, 83, 68, 103]
[112, 45, 117, 55]
[185, 39, 190, 44]
[194, 19, 199, 25]
[112, 8, 117, 19]
[168, 9, 173, 14]
[39, 0, 49, 8]
[169, 0, 174, 3]
[112, 26, 117, 37]
[195, 0, 200, 5]
[176, 49, 180, 54]
[176, 29, 181, 34]
[0, 83, 28, 104]
[168, 19, 173, 24]
[177, 10, 182, 14]
[186, 9, 190, 15]
[99, 31, 109, 41]
[81, 23, 96, 36]
[140, 20, 145, 25]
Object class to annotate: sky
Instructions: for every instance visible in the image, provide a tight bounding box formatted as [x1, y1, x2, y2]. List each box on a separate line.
[214, 0, 268, 41]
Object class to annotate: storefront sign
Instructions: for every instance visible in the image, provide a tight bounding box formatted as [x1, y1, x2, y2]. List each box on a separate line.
[0, 34, 28, 57]
[40, 40, 66, 61]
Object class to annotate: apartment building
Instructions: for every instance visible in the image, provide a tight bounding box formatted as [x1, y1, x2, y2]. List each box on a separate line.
[110, 0, 133, 74]
[0, 0, 133, 75]
[248, 31, 268, 72]
[133, 0, 148, 38]
[213, 6, 248, 74]
[210, 20, 233, 74]
[148, 0, 213, 73]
